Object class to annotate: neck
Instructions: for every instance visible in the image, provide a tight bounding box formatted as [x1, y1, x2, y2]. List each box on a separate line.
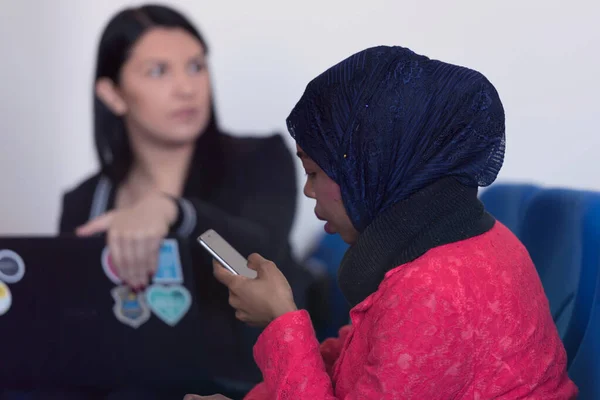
[125, 127, 195, 198]
[338, 177, 495, 307]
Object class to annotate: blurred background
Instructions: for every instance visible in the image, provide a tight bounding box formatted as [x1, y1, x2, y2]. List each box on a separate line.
[0, 0, 598, 258]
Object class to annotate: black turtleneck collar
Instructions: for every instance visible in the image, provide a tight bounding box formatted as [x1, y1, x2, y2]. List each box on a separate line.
[338, 177, 495, 307]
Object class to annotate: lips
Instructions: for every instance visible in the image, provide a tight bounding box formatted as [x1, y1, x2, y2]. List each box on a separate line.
[315, 210, 335, 234]
[171, 108, 199, 120]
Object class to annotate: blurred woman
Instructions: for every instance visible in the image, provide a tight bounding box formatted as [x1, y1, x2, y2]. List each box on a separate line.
[58, 4, 314, 397]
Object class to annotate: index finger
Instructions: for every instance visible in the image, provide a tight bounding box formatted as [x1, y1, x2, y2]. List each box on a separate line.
[247, 253, 268, 265]
[212, 259, 242, 288]
[76, 212, 114, 237]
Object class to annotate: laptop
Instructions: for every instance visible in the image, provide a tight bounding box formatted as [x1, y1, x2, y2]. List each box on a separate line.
[0, 236, 213, 393]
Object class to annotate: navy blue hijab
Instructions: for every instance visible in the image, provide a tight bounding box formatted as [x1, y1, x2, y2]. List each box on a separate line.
[287, 46, 505, 233]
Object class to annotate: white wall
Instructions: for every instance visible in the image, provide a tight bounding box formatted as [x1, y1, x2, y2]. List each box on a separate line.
[1, 0, 598, 257]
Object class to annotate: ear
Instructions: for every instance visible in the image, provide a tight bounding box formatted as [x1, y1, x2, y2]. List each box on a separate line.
[95, 78, 128, 116]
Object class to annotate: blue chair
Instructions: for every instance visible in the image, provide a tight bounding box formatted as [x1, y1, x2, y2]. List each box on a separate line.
[304, 233, 350, 340]
[569, 269, 600, 399]
[479, 183, 541, 239]
[520, 189, 600, 366]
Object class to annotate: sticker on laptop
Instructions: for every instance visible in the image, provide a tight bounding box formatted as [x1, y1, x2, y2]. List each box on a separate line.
[111, 286, 150, 328]
[146, 284, 191, 326]
[101, 247, 122, 285]
[152, 239, 183, 284]
[0, 281, 12, 316]
[0, 249, 25, 284]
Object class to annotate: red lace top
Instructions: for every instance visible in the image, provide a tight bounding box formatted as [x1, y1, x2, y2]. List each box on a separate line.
[245, 223, 577, 399]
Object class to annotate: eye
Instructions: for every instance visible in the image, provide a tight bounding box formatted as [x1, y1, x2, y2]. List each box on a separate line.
[305, 172, 317, 178]
[188, 60, 205, 74]
[148, 64, 167, 77]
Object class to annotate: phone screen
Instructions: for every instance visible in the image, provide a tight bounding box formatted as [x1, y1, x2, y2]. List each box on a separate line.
[197, 229, 257, 279]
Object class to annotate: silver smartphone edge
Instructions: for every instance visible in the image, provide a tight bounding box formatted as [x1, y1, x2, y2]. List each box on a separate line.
[197, 237, 240, 276]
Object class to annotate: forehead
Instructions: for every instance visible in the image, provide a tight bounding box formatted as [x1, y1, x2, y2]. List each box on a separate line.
[129, 27, 204, 62]
[296, 144, 322, 170]
[295, 144, 310, 160]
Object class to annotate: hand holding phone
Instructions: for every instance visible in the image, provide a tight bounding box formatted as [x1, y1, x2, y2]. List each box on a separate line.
[197, 229, 257, 279]
[212, 253, 297, 326]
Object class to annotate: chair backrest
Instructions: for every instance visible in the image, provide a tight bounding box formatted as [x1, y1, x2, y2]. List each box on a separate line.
[479, 183, 541, 239]
[520, 189, 600, 365]
[568, 269, 600, 399]
[304, 233, 350, 340]
[562, 195, 600, 368]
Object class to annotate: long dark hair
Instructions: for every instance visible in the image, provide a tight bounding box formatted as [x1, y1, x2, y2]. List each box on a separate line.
[94, 4, 221, 183]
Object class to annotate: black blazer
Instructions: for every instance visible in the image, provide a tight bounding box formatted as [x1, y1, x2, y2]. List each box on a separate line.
[58, 132, 313, 385]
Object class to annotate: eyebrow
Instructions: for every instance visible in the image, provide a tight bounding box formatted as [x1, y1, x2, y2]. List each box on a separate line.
[296, 151, 308, 159]
[140, 52, 205, 66]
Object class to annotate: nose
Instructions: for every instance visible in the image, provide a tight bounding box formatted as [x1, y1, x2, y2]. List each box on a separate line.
[303, 178, 316, 199]
[174, 72, 195, 97]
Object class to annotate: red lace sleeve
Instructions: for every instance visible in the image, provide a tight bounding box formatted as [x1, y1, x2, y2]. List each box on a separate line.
[244, 318, 351, 399]
[251, 310, 335, 397]
[250, 283, 478, 399]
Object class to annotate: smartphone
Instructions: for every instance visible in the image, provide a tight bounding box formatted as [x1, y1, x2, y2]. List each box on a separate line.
[197, 229, 257, 279]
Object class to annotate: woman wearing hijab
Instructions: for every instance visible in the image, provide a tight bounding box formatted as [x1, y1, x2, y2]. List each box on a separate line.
[188, 46, 578, 399]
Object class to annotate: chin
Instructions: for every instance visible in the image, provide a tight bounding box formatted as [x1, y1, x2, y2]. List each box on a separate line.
[339, 229, 359, 246]
[172, 125, 206, 140]
[152, 127, 204, 147]
[339, 234, 355, 245]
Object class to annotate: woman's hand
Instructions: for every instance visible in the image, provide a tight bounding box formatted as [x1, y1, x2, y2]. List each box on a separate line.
[213, 253, 297, 327]
[76, 191, 177, 289]
[184, 394, 231, 400]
